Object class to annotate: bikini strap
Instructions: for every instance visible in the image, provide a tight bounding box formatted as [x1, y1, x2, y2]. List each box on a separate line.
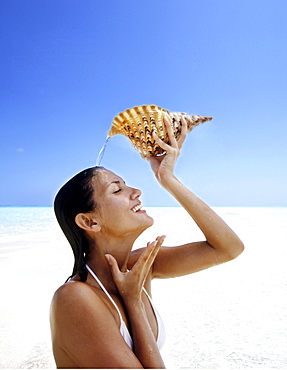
[85, 264, 124, 322]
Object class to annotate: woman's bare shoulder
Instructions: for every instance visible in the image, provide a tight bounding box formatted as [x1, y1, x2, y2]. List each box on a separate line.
[51, 280, 103, 314]
[50, 280, 112, 344]
[50, 280, 141, 368]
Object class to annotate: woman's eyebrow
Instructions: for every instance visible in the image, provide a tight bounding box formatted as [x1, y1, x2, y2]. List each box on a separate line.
[107, 179, 126, 188]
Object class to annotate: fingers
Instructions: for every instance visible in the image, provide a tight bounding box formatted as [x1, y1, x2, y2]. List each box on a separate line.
[177, 116, 187, 149]
[148, 235, 166, 268]
[163, 116, 177, 147]
[136, 235, 166, 273]
[152, 117, 179, 152]
[151, 235, 166, 261]
[152, 130, 170, 152]
[153, 115, 187, 152]
[105, 254, 121, 280]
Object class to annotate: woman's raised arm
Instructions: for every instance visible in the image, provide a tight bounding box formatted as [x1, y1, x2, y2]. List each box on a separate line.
[144, 117, 244, 279]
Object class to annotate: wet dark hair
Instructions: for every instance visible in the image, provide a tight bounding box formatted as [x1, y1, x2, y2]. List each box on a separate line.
[54, 166, 103, 282]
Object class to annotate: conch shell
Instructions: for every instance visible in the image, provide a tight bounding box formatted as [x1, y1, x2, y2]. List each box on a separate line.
[108, 104, 212, 157]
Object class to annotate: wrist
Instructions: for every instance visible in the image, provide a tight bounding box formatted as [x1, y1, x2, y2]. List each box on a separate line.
[124, 299, 148, 323]
[124, 297, 145, 311]
[159, 172, 179, 189]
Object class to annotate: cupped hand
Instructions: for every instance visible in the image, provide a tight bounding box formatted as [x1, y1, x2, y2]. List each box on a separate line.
[105, 235, 166, 302]
[145, 116, 187, 184]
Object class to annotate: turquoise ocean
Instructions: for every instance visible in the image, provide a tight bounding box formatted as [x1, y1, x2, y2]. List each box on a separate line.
[0, 206, 286, 369]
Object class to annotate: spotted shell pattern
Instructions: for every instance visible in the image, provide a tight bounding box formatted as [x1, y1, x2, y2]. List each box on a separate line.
[108, 105, 212, 156]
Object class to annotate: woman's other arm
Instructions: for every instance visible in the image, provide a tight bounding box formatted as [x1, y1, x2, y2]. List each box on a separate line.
[51, 281, 153, 369]
[106, 237, 166, 368]
[51, 237, 166, 369]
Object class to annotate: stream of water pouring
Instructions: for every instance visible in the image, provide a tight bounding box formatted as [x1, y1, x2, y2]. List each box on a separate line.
[95, 136, 111, 167]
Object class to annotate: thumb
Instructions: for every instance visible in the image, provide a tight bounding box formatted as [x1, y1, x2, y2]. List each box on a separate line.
[105, 254, 120, 278]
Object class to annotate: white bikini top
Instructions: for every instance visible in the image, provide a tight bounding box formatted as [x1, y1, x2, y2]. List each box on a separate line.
[86, 264, 165, 351]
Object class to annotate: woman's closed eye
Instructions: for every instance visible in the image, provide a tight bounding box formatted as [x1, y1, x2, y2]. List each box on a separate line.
[113, 188, 122, 194]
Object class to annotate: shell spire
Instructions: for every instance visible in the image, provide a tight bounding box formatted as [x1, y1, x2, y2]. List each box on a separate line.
[108, 104, 212, 157]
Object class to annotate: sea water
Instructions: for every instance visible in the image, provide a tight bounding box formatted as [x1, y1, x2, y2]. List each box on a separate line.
[0, 206, 287, 368]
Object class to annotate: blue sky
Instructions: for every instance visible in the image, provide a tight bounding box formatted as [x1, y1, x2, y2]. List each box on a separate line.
[1, 0, 286, 206]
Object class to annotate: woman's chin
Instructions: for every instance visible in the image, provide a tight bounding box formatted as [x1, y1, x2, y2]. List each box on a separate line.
[138, 215, 154, 233]
[145, 214, 154, 227]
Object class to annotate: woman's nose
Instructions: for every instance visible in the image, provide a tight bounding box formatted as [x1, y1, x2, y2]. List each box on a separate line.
[130, 187, 142, 199]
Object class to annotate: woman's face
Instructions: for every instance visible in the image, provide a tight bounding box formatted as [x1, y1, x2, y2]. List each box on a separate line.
[90, 169, 154, 237]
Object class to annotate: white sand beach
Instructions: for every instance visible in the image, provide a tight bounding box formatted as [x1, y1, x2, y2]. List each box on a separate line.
[0, 206, 287, 369]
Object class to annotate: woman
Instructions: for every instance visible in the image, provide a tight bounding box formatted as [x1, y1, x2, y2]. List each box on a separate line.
[50, 117, 244, 368]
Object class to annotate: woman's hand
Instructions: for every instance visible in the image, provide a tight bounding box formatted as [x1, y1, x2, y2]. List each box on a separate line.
[146, 116, 187, 185]
[106, 237, 166, 368]
[105, 235, 166, 302]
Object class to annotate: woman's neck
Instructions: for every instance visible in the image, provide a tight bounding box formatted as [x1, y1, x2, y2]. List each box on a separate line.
[85, 236, 135, 295]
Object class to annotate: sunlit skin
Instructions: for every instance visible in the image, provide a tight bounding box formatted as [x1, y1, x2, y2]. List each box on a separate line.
[77, 169, 156, 295]
[50, 117, 244, 369]
[89, 169, 154, 249]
